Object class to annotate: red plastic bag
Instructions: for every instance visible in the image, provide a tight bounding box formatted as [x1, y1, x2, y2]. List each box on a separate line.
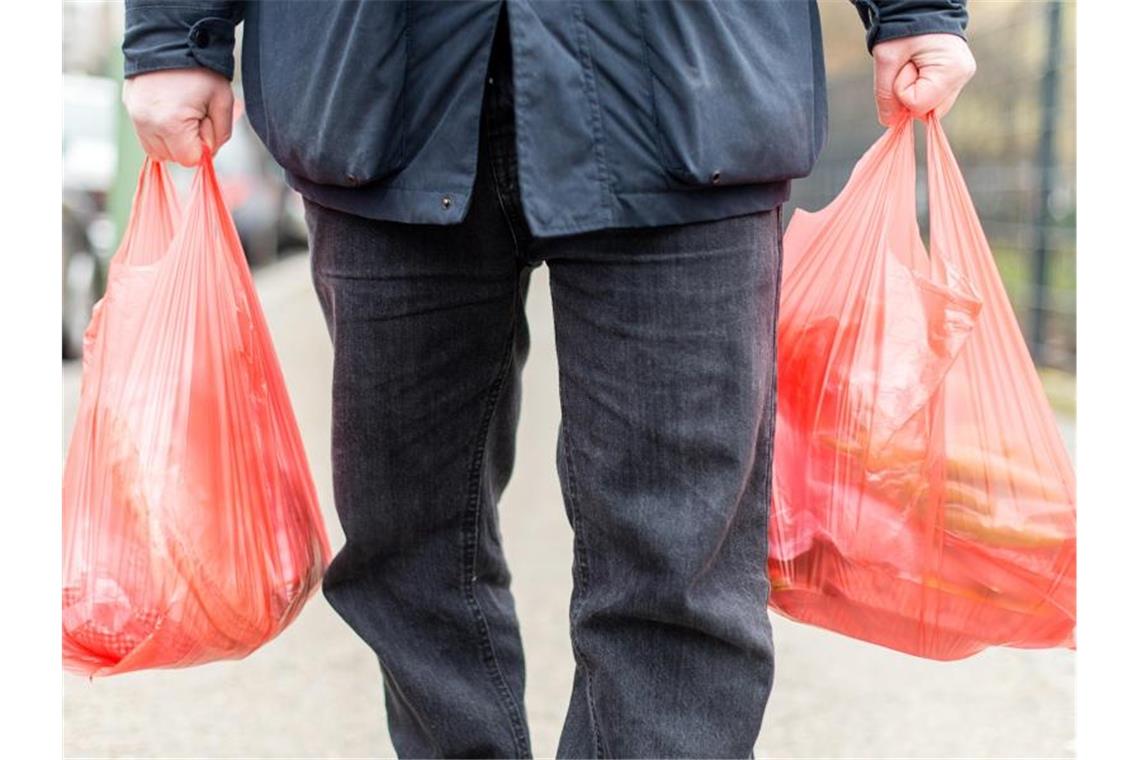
[62, 155, 331, 677]
[768, 116, 1076, 660]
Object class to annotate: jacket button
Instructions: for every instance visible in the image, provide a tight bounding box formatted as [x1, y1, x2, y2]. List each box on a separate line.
[711, 171, 722, 184]
[190, 27, 210, 47]
[441, 195, 453, 210]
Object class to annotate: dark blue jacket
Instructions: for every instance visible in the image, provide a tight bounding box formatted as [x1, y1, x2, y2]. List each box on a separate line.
[124, 0, 967, 237]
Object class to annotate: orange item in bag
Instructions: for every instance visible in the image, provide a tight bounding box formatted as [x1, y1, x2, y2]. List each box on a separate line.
[768, 116, 1076, 660]
[62, 155, 331, 677]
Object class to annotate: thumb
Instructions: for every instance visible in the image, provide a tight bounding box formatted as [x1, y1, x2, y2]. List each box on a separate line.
[895, 60, 942, 118]
[199, 116, 217, 156]
[198, 91, 234, 157]
[207, 90, 234, 152]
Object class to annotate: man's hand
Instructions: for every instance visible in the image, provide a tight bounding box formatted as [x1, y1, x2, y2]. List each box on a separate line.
[122, 68, 234, 166]
[872, 33, 976, 126]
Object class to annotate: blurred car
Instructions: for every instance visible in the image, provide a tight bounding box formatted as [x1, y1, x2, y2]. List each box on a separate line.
[62, 193, 113, 359]
[63, 75, 306, 357]
[63, 75, 118, 359]
[64, 74, 118, 202]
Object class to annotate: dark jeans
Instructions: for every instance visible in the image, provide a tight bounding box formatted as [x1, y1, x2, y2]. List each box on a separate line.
[306, 12, 782, 758]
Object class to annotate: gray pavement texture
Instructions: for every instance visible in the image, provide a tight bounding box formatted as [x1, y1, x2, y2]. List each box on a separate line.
[63, 253, 1075, 759]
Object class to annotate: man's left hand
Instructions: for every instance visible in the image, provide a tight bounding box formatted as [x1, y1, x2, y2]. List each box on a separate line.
[872, 33, 976, 126]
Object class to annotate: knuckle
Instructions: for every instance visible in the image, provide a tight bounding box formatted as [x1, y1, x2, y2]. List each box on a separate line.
[174, 135, 198, 153]
[130, 112, 158, 135]
[875, 47, 903, 66]
[155, 117, 184, 136]
[131, 106, 165, 130]
[174, 150, 199, 168]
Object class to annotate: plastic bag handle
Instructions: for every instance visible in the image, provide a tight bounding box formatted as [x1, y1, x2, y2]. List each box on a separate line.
[174, 142, 251, 273]
[107, 144, 258, 302]
[923, 114, 990, 277]
[868, 115, 924, 272]
[115, 136, 219, 268]
[778, 115, 923, 305]
[872, 114, 987, 284]
[858, 115, 919, 214]
[115, 158, 182, 268]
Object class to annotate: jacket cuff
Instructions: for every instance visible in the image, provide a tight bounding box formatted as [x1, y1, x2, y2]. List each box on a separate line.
[852, 0, 969, 53]
[123, 2, 241, 80]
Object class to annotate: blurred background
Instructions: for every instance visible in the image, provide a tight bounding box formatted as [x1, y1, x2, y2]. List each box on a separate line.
[795, 0, 1076, 409]
[62, 2, 307, 359]
[62, 2, 1076, 758]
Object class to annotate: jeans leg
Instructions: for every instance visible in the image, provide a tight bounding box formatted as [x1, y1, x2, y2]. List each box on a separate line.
[542, 210, 784, 759]
[305, 189, 534, 757]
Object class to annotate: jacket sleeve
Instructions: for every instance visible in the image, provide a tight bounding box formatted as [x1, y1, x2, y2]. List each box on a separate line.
[850, 0, 969, 53]
[122, 1, 244, 80]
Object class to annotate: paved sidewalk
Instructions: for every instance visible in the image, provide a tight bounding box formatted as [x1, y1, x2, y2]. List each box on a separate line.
[63, 253, 1074, 758]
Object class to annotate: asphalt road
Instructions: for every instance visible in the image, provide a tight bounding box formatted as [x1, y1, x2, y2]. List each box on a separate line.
[63, 253, 1075, 759]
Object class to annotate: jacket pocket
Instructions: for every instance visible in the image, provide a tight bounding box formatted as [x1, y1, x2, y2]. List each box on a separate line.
[636, 0, 824, 187]
[243, 1, 410, 187]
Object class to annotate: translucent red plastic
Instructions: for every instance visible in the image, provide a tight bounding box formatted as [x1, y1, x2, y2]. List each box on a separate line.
[768, 117, 1076, 660]
[63, 156, 331, 677]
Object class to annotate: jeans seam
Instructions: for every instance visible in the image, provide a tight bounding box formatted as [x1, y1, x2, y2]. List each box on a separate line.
[560, 417, 608, 759]
[461, 280, 531, 757]
[378, 657, 444, 757]
[309, 268, 336, 345]
[760, 206, 785, 558]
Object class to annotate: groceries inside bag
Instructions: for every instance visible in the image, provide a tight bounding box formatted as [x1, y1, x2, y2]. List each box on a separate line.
[768, 116, 1075, 660]
[63, 156, 331, 677]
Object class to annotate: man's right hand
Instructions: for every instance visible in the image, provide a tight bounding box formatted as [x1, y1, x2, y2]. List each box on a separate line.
[122, 68, 234, 167]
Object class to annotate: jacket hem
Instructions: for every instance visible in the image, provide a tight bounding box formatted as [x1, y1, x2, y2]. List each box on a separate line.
[287, 172, 791, 238]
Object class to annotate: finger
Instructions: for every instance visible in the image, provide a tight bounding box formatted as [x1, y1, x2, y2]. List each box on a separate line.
[153, 134, 182, 165]
[127, 109, 166, 161]
[209, 91, 234, 150]
[164, 127, 203, 168]
[199, 116, 218, 156]
[892, 61, 924, 114]
[896, 61, 947, 119]
[934, 90, 960, 119]
[873, 53, 904, 126]
[876, 95, 900, 128]
[870, 59, 898, 125]
[138, 133, 171, 163]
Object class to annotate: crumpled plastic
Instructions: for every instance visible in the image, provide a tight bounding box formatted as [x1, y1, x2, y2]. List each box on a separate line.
[768, 116, 1076, 660]
[63, 154, 331, 677]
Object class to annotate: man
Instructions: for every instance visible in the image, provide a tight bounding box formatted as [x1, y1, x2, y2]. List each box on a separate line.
[122, 1, 974, 757]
